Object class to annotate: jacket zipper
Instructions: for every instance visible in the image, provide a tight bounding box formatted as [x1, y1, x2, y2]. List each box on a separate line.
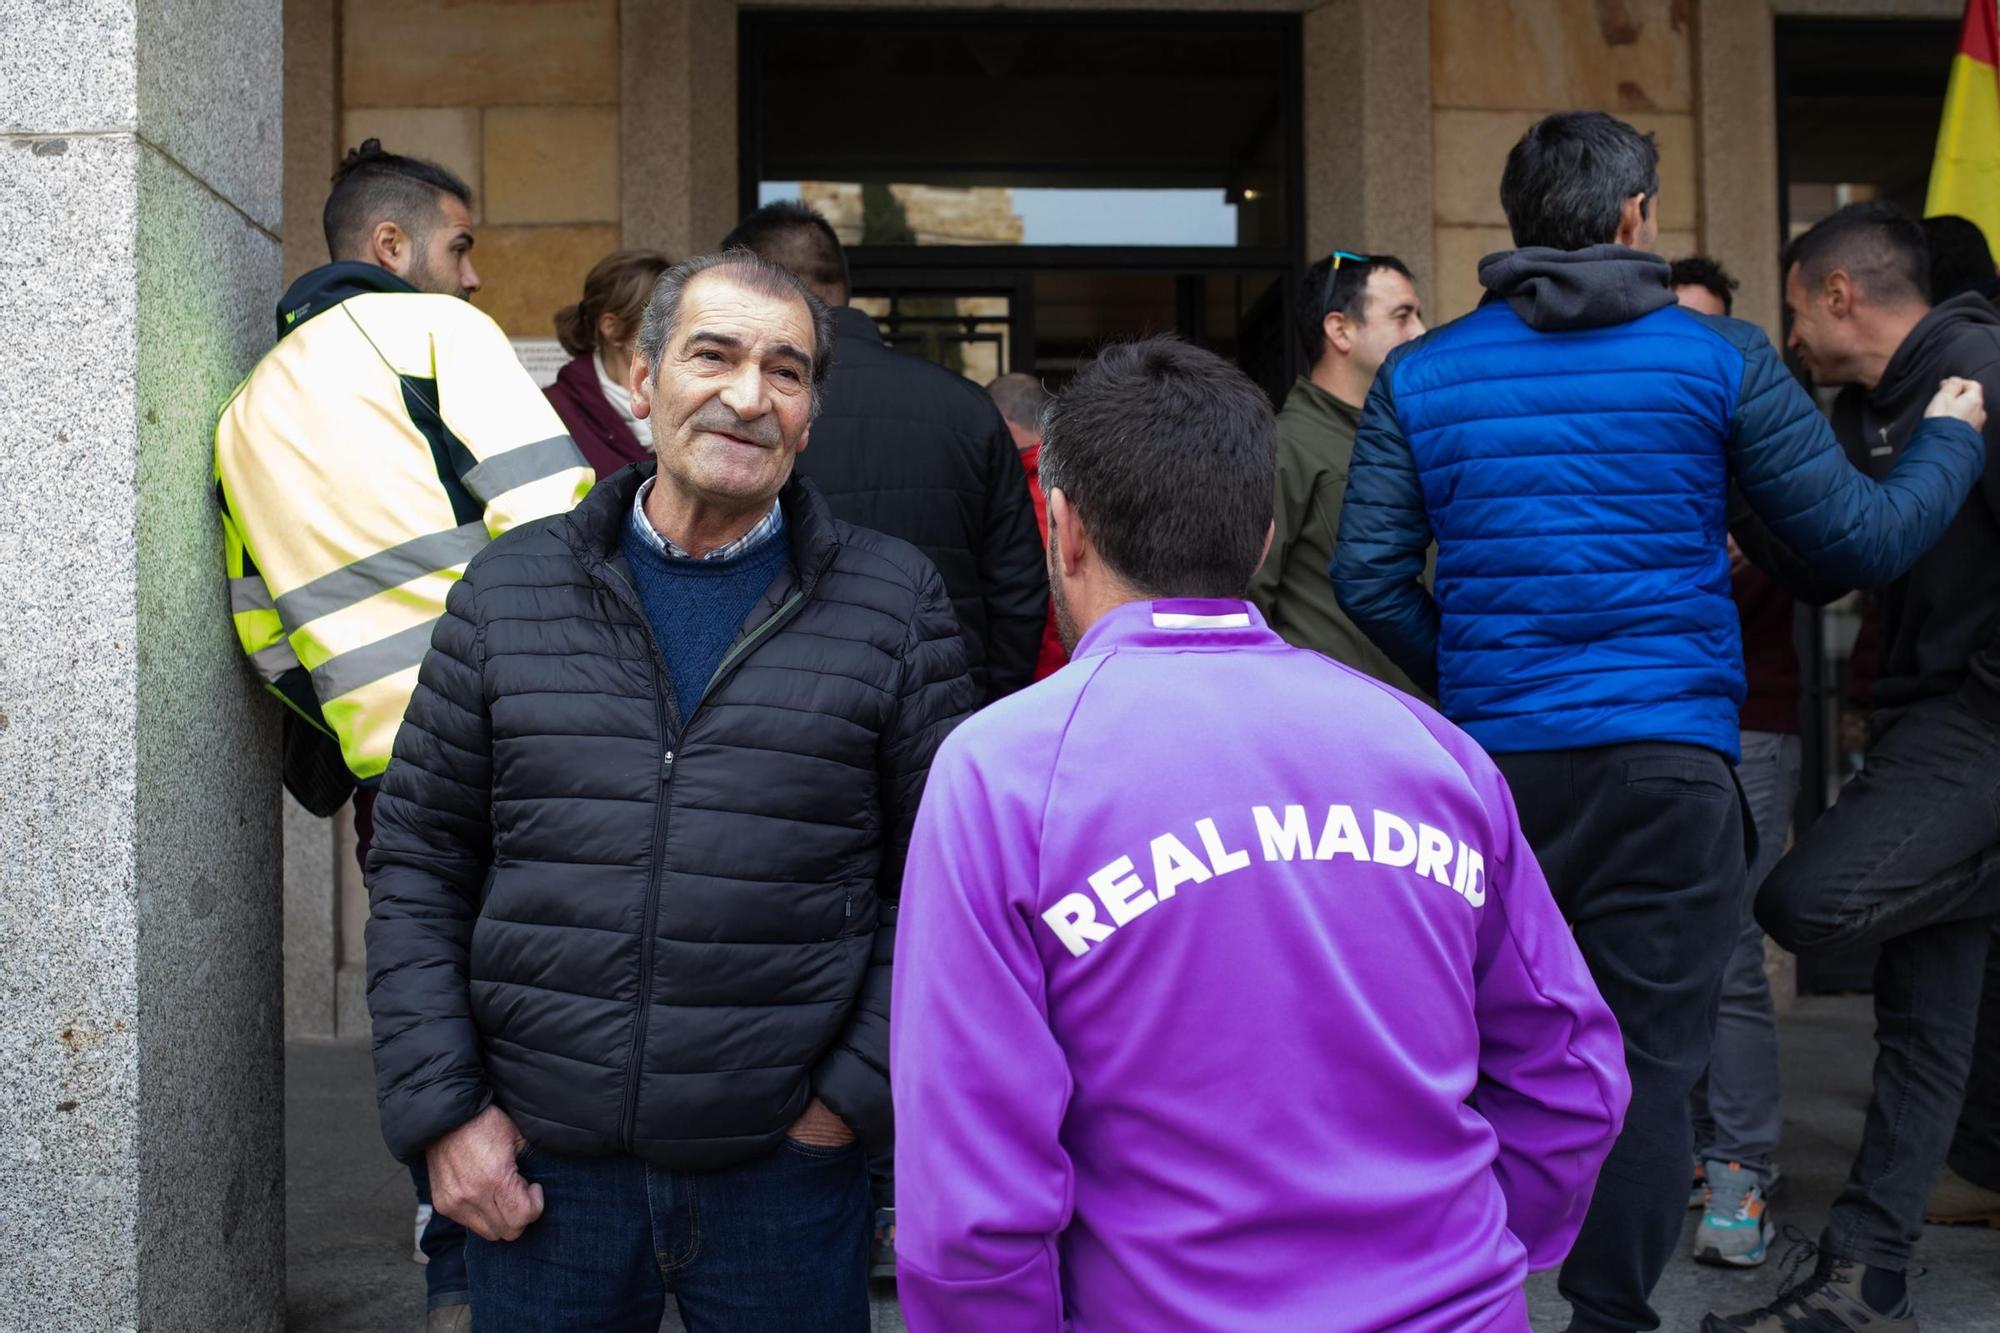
[620, 690, 673, 1152]
[595, 558, 682, 1153]
[695, 586, 810, 707]
[595, 554, 819, 1150]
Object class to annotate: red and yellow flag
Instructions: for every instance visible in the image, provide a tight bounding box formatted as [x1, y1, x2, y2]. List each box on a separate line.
[1928, 0, 2000, 250]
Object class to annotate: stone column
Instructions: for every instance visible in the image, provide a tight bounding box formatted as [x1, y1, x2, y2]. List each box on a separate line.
[1694, 0, 1782, 341]
[0, 1, 285, 1328]
[623, 0, 742, 258]
[1304, 0, 1435, 310]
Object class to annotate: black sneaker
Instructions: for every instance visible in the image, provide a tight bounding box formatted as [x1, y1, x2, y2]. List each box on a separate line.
[1701, 1228, 1916, 1332]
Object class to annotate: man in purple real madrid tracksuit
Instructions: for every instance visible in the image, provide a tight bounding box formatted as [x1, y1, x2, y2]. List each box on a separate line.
[891, 336, 1631, 1332]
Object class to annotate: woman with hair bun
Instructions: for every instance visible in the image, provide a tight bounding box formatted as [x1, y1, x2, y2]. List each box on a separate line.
[545, 249, 671, 477]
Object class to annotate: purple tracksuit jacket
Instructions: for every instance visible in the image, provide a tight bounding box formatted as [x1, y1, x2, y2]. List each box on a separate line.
[892, 599, 1629, 1331]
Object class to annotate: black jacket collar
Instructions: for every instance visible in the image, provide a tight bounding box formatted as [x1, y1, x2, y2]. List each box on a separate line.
[276, 261, 420, 339]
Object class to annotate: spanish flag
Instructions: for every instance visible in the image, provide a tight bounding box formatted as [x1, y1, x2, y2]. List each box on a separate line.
[1928, 0, 2000, 251]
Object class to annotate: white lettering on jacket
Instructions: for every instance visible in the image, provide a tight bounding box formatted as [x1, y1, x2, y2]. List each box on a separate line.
[1042, 804, 1486, 957]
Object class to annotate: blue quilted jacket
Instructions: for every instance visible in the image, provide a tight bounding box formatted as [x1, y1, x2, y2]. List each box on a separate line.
[1332, 246, 1984, 761]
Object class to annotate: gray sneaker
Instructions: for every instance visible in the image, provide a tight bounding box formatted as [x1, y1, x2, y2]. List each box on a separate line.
[1702, 1234, 1916, 1332]
[1694, 1160, 1777, 1267]
[425, 1304, 471, 1333]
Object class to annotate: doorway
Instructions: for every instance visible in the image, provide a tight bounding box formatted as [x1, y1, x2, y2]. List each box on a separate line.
[738, 10, 1306, 403]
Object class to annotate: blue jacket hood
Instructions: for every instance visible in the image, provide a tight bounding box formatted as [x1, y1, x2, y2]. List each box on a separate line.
[1477, 245, 1675, 332]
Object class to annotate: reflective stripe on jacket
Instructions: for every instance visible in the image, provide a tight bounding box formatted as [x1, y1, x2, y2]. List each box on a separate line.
[216, 263, 594, 780]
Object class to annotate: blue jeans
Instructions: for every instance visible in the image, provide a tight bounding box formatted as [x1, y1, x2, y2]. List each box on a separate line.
[411, 1162, 469, 1310]
[466, 1141, 871, 1332]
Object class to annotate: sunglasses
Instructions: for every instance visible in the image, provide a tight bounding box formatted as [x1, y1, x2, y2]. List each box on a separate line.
[1319, 249, 1373, 317]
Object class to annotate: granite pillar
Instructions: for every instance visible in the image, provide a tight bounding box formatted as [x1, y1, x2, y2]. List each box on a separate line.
[0, 0, 285, 1327]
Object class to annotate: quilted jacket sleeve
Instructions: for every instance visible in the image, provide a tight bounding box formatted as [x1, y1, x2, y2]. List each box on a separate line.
[1332, 358, 1442, 694]
[1726, 327, 1984, 589]
[363, 571, 495, 1162]
[976, 409, 1051, 703]
[812, 564, 976, 1149]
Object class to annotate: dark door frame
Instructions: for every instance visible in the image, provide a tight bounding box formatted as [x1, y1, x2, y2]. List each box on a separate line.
[736, 8, 1309, 385]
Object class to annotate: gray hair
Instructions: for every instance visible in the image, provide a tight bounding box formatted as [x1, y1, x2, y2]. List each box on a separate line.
[635, 251, 838, 413]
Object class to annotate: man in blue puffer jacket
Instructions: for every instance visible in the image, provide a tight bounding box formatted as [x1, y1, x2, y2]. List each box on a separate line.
[1333, 111, 1988, 1333]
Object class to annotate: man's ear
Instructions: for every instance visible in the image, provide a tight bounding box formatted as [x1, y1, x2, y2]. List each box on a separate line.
[1826, 271, 1856, 320]
[1322, 310, 1352, 357]
[1614, 193, 1649, 247]
[628, 352, 652, 419]
[369, 220, 409, 276]
[1048, 487, 1086, 577]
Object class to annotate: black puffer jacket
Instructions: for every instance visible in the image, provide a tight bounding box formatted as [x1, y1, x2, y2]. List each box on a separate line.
[364, 466, 974, 1168]
[796, 306, 1048, 703]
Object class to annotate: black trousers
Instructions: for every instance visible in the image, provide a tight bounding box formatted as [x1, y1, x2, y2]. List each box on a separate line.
[1757, 698, 2000, 1270]
[1496, 742, 1744, 1333]
[1947, 924, 2000, 1191]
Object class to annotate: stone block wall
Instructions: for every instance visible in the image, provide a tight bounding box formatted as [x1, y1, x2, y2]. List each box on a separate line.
[339, 0, 625, 337]
[1430, 0, 1700, 321]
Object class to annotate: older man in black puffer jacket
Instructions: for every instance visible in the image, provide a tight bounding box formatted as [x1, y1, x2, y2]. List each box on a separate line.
[363, 251, 973, 1333]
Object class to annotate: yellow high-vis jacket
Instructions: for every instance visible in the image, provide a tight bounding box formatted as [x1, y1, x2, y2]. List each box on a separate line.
[216, 262, 594, 782]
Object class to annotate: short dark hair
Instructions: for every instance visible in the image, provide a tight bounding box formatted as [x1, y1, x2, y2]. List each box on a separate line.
[323, 139, 472, 260]
[1667, 255, 1739, 316]
[1923, 214, 1996, 301]
[1499, 112, 1660, 251]
[721, 201, 851, 303]
[1040, 337, 1276, 598]
[987, 372, 1051, 433]
[1296, 253, 1413, 362]
[635, 252, 838, 414]
[1783, 201, 1930, 307]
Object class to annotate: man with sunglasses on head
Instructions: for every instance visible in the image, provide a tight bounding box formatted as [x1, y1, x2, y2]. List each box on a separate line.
[1248, 251, 1427, 693]
[1333, 110, 1988, 1333]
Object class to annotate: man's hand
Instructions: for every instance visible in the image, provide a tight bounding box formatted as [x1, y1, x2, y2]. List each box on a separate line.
[425, 1104, 545, 1242]
[1726, 534, 1749, 576]
[1926, 376, 1987, 433]
[787, 1096, 856, 1148]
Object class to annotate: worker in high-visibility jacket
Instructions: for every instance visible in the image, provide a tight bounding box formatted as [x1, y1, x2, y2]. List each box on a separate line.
[216, 141, 594, 797]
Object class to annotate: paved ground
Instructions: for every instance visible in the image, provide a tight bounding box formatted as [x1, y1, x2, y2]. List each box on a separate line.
[288, 996, 2000, 1332]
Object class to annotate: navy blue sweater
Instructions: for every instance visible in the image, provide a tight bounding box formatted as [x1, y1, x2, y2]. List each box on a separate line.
[621, 517, 791, 716]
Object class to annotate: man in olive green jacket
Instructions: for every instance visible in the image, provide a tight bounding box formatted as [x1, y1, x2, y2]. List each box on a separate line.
[1249, 251, 1428, 695]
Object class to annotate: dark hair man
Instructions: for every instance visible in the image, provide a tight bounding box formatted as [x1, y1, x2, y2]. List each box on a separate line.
[215, 140, 591, 1330]
[1670, 254, 1739, 317]
[365, 252, 974, 1331]
[1334, 111, 1987, 1333]
[892, 337, 1627, 1331]
[986, 371, 1067, 680]
[1924, 213, 2000, 303]
[723, 202, 1048, 705]
[1704, 203, 2000, 1333]
[1246, 251, 1426, 692]
[321, 138, 482, 300]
